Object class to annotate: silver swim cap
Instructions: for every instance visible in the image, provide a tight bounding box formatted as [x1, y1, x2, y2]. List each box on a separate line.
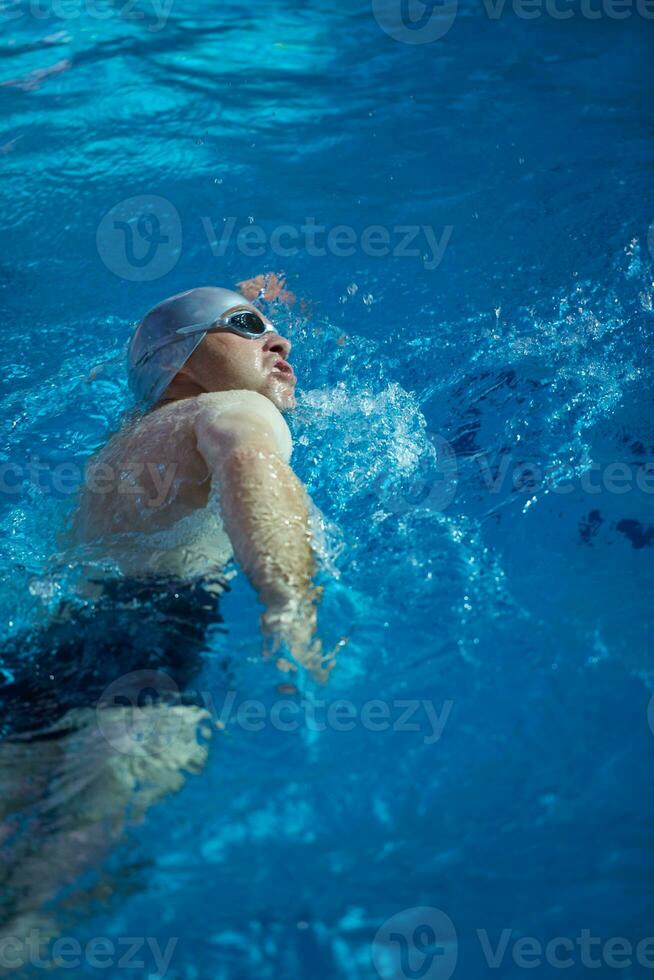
[127, 286, 261, 405]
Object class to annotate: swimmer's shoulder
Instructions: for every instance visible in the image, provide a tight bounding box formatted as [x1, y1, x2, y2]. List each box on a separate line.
[194, 390, 293, 462]
[94, 400, 199, 464]
[122, 391, 293, 462]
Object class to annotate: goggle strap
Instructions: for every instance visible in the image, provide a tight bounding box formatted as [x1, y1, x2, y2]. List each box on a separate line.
[176, 311, 273, 337]
[175, 318, 221, 337]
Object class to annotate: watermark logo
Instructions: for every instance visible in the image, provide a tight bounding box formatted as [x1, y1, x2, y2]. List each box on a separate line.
[372, 0, 458, 43]
[96, 669, 182, 754]
[96, 194, 181, 281]
[373, 911, 654, 975]
[374, 434, 458, 515]
[372, 907, 458, 980]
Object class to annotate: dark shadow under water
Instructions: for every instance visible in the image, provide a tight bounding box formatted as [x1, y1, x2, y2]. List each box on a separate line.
[0, 576, 226, 956]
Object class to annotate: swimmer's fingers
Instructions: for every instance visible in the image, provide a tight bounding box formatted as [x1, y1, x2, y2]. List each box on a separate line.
[260, 622, 283, 660]
[289, 634, 348, 685]
[263, 633, 345, 685]
[311, 635, 349, 684]
[262, 271, 296, 305]
[260, 599, 345, 684]
[263, 625, 325, 684]
[294, 638, 328, 684]
[236, 272, 296, 306]
[236, 274, 265, 301]
[261, 634, 282, 660]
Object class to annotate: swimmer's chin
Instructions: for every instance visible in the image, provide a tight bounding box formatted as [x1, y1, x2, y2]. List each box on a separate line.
[264, 379, 297, 411]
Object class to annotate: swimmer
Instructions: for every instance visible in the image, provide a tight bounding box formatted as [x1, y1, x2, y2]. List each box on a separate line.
[0, 276, 332, 943]
[73, 275, 330, 678]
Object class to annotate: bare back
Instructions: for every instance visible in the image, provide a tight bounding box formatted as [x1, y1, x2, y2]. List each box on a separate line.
[73, 390, 293, 580]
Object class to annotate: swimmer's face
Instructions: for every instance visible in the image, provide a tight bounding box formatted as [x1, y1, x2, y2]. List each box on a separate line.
[181, 326, 296, 410]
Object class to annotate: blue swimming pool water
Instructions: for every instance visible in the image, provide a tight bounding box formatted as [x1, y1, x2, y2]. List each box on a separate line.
[1, 1, 654, 977]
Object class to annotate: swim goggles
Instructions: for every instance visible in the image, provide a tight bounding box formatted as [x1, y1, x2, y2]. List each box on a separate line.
[176, 306, 276, 341]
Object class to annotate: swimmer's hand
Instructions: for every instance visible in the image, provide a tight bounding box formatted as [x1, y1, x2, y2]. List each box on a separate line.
[236, 272, 296, 306]
[261, 592, 334, 684]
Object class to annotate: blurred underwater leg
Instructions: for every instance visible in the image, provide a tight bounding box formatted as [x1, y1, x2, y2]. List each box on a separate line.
[0, 577, 224, 953]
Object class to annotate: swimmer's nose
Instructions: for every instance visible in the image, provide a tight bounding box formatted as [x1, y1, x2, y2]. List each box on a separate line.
[263, 333, 291, 359]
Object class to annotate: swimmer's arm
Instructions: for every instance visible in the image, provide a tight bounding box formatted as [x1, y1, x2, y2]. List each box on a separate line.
[216, 439, 315, 609]
[194, 399, 320, 652]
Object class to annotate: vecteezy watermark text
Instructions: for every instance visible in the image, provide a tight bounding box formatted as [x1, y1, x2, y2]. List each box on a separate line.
[372, 907, 654, 980]
[480, 0, 654, 17]
[475, 456, 654, 498]
[0, 456, 179, 506]
[372, 0, 654, 45]
[3, 450, 654, 509]
[202, 217, 453, 271]
[1, 0, 175, 31]
[0, 932, 177, 975]
[95, 671, 454, 754]
[477, 929, 654, 970]
[375, 449, 654, 517]
[95, 195, 454, 280]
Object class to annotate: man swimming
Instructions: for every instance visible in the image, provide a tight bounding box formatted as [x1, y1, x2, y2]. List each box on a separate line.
[0, 278, 332, 944]
[72, 279, 328, 677]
